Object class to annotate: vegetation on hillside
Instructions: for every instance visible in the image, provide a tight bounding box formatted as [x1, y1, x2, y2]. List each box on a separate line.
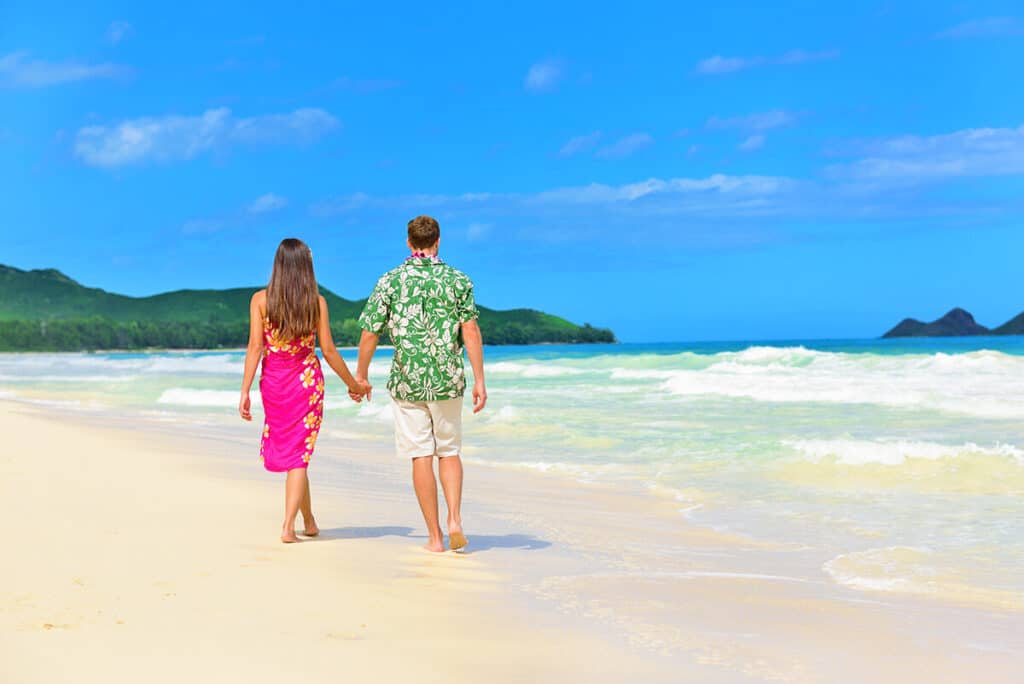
[0, 265, 615, 351]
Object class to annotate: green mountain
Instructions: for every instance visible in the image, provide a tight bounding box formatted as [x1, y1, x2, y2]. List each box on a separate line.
[882, 307, 1024, 338]
[882, 307, 990, 338]
[0, 265, 615, 351]
[993, 312, 1024, 336]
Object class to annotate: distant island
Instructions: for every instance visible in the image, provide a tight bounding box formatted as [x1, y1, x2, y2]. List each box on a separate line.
[882, 307, 1024, 338]
[0, 265, 615, 351]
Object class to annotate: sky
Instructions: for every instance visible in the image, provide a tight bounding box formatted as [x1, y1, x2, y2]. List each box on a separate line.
[2, 1, 1023, 342]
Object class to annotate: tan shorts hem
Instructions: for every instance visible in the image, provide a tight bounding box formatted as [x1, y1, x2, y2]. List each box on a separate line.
[391, 396, 463, 459]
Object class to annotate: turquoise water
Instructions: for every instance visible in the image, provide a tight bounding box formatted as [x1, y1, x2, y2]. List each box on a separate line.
[2, 336, 1023, 608]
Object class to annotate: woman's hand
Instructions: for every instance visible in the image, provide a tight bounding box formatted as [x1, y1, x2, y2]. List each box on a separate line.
[348, 378, 372, 403]
[239, 391, 252, 421]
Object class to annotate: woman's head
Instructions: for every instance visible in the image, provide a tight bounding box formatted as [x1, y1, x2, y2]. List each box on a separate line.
[267, 238, 319, 340]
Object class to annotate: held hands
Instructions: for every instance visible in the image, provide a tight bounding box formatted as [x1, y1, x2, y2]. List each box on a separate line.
[472, 380, 488, 413]
[238, 391, 252, 421]
[348, 378, 372, 403]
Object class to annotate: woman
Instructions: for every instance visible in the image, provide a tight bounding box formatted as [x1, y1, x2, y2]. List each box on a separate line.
[239, 238, 369, 543]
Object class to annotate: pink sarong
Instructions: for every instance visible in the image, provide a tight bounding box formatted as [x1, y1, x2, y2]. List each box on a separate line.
[259, 321, 324, 472]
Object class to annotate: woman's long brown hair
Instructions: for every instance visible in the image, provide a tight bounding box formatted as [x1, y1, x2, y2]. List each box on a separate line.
[266, 238, 320, 340]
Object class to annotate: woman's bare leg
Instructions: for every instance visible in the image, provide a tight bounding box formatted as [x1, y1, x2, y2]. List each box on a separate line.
[300, 476, 318, 536]
[281, 468, 307, 543]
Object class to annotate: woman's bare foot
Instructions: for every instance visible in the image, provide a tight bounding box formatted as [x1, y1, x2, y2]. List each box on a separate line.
[302, 517, 320, 537]
[281, 525, 300, 543]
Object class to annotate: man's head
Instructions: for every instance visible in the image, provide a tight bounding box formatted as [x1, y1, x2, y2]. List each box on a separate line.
[407, 215, 440, 253]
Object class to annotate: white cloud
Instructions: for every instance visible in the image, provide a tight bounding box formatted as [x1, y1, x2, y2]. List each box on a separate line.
[825, 124, 1024, 181]
[467, 223, 491, 241]
[184, 193, 291, 234]
[524, 59, 564, 93]
[0, 51, 131, 87]
[107, 21, 134, 44]
[738, 134, 765, 152]
[74, 107, 339, 167]
[306, 123, 1024, 235]
[558, 131, 602, 157]
[231, 109, 338, 145]
[707, 110, 798, 131]
[534, 174, 793, 204]
[311, 174, 795, 220]
[936, 17, 1024, 39]
[595, 133, 653, 159]
[248, 193, 288, 214]
[695, 49, 838, 75]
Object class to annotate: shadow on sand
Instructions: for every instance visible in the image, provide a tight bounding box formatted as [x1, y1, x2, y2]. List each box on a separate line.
[317, 526, 417, 540]
[456, 533, 551, 552]
[315, 527, 551, 552]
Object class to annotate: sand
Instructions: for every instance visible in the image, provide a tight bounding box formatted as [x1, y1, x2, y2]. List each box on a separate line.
[2, 400, 1022, 683]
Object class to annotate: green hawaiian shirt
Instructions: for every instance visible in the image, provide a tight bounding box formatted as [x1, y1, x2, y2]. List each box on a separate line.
[359, 257, 479, 401]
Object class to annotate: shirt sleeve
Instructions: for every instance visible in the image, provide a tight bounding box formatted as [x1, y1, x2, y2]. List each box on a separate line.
[457, 278, 479, 324]
[359, 279, 390, 334]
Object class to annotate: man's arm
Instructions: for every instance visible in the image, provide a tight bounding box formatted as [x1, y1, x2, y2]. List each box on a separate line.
[356, 329, 380, 401]
[461, 319, 487, 413]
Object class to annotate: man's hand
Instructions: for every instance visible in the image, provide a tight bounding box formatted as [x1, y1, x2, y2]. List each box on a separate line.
[472, 380, 487, 413]
[349, 378, 372, 403]
[238, 391, 252, 421]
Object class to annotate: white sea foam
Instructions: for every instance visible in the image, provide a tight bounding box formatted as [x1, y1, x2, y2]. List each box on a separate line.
[488, 405, 519, 422]
[0, 352, 244, 377]
[609, 368, 678, 380]
[0, 373, 135, 383]
[823, 546, 1024, 609]
[486, 362, 586, 378]
[157, 388, 258, 407]
[785, 439, 1024, 466]
[357, 401, 394, 423]
[660, 348, 1024, 418]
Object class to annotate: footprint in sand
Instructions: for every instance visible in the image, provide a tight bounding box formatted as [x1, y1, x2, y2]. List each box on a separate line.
[41, 622, 73, 631]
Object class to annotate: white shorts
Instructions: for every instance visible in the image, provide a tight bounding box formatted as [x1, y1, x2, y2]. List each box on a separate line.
[391, 396, 463, 459]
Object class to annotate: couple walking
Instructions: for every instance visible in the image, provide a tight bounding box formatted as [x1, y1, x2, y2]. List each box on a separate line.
[238, 216, 487, 551]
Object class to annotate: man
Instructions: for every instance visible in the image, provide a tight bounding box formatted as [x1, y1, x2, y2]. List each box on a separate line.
[355, 215, 487, 553]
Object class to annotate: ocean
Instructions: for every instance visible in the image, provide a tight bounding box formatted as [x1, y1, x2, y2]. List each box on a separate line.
[2, 336, 1023, 611]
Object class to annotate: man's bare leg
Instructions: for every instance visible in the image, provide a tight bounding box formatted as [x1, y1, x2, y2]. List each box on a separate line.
[438, 455, 464, 547]
[299, 476, 318, 536]
[412, 456, 445, 552]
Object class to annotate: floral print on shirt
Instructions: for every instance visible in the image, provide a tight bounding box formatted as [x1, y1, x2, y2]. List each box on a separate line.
[359, 257, 479, 401]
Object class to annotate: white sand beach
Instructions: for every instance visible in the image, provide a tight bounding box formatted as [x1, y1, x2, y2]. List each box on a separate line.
[2, 398, 1022, 683]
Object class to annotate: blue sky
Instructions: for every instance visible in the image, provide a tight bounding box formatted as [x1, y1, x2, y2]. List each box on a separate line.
[2, 1, 1023, 342]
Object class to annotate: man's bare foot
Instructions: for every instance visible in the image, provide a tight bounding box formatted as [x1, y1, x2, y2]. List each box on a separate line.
[448, 520, 467, 551]
[302, 518, 319, 537]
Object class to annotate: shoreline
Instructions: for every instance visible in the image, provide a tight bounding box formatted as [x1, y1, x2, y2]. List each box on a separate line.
[0, 400, 676, 683]
[3, 398, 1022, 681]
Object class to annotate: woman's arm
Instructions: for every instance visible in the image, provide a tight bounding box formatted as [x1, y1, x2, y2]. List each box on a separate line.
[316, 296, 367, 399]
[239, 290, 266, 421]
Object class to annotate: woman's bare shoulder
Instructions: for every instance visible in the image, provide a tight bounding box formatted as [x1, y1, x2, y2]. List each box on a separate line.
[251, 289, 267, 303]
